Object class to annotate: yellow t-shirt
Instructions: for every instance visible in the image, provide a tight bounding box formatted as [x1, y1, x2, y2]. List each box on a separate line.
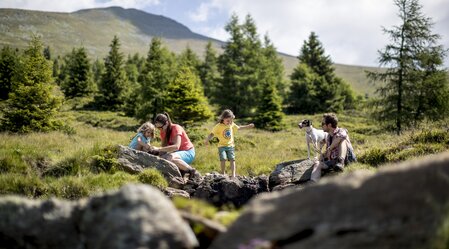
[212, 122, 239, 147]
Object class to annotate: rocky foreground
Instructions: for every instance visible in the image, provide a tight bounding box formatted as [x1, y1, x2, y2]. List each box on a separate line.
[0, 146, 448, 249]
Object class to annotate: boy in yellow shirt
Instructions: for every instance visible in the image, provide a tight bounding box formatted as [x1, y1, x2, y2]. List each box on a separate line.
[204, 109, 254, 177]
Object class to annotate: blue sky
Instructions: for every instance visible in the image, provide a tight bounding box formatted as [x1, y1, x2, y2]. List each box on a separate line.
[1, 0, 448, 67]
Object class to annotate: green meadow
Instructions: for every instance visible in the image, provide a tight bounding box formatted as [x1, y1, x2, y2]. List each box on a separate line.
[2, 99, 449, 200]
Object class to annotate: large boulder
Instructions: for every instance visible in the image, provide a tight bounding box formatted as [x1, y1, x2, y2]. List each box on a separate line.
[117, 145, 184, 187]
[269, 159, 314, 190]
[193, 173, 269, 208]
[0, 184, 199, 249]
[80, 184, 198, 249]
[210, 152, 449, 249]
[0, 197, 81, 249]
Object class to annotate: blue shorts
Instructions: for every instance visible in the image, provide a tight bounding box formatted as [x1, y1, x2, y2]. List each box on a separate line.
[174, 148, 195, 164]
[218, 146, 235, 161]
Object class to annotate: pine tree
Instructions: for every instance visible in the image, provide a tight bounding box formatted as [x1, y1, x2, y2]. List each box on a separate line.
[178, 46, 201, 73]
[218, 14, 264, 117]
[60, 47, 94, 98]
[367, 0, 449, 134]
[165, 66, 212, 127]
[95, 36, 129, 110]
[199, 42, 219, 101]
[288, 32, 354, 113]
[254, 35, 285, 131]
[0, 46, 18, 100]
[1, 36, 62, 133]
[133, 37, 175, 121]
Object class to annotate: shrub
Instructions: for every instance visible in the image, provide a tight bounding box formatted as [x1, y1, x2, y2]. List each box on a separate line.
[137, 168, 168, 189]
[358, 147, 391, 166]
[90, 145, 120, 173]
[412, 130, 449, 144]
[46, 176, 90, 200]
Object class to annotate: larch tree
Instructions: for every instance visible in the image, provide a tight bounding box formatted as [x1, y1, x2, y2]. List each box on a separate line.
[367, 0, 448, 134]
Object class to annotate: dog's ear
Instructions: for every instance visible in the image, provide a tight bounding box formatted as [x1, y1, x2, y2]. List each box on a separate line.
[309, 120, 312, 126]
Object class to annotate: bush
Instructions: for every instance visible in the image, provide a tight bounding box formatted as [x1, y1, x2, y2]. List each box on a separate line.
[46, 176, 90, 200]
[412, 130, 449, 144]
[358, 147, 391, 166]
[90, 145, 120, 173]
[138, 168, 168, 189]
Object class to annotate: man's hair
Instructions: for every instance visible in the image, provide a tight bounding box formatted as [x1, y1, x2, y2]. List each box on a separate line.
[323, 113, 338, 128]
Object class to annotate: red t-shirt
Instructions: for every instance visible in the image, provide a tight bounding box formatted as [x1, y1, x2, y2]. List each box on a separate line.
[160, 124, 194, 151]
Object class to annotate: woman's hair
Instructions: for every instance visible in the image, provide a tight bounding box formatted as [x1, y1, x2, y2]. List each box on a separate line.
[154, 112, 173, 146]
[323, 113, 338, 128]
[218, 109, 235, 123]
[137, 122, 155, 139]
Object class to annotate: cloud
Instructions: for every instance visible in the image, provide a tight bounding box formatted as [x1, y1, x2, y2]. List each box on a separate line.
[194, 0, 449, 66]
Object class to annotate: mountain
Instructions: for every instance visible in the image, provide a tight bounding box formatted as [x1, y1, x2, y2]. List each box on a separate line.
[0, 6, 379, 96]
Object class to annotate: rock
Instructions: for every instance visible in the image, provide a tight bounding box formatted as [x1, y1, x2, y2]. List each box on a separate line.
[210, 152, 449, 249]
[80, 184, 198, 249]
[117, 145, 184, 187]
[0, 184, 199, 249]
[193, 174, 269, 208]
[269, 159, 315, 190]
[0, 197, 81, 249]
[164, 187, 190, 199]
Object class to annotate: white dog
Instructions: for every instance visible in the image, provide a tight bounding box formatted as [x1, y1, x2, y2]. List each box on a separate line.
[298, 119, 328, 160]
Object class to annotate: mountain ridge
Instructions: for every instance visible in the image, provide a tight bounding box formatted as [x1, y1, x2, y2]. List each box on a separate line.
[0, 6, 379, 96]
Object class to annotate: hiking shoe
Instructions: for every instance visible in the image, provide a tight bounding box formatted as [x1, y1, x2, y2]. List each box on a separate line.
[188, 168, 197, 180]
[335, 162, 344, 171]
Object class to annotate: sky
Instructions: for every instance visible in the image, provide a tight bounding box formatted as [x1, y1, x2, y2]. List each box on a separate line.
[1, 0, 448, 67]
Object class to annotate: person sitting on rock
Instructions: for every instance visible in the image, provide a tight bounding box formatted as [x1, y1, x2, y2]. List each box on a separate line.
[311, 113, 356, 182]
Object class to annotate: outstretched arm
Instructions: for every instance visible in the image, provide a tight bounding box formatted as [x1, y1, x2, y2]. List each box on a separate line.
[238, 123, 255, 130]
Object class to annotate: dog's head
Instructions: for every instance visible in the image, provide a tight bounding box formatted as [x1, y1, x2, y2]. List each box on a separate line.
[298, 119, 312, 129]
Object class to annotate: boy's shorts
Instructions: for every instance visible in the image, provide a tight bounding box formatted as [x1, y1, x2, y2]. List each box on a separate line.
[218, 146, 235, 161]
[174, 148, 195, 164]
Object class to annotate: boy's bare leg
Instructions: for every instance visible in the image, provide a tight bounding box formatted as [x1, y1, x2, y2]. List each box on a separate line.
[220, 160, 226, 174]
[230, 160, 236, 177]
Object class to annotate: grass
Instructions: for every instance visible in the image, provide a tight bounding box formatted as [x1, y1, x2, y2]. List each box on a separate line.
[1, 102, 449, 232]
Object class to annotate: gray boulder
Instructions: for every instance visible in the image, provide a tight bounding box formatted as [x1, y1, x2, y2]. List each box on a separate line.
[268, 159, 314, 190]
[0, 184, 199, 249]
[210, 152, 449, 249]
[0, 197, 81, 249]
[80, 184, 198, 249]
[117, 145, 184, 187]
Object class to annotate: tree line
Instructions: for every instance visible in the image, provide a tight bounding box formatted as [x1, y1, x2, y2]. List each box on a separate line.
[0, 0, 448, 134]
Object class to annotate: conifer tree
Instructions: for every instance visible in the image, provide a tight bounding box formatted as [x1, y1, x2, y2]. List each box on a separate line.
[254, 35, 285, 131]
[178, 46, 201, 73]
[95, 36, 129, 110]
[288, 32, 355, 113]
[199, 42, 219, 101]
[165, 66, 212, 127]
[1, 36, 62, 133]
[92, 58, 104, 87]
[0, 46, 18, 100]
[367, 0, 448, 134]
[218, 14, 264, 117]
[60, 47, 94, 98]
[134, 37, 175, 121]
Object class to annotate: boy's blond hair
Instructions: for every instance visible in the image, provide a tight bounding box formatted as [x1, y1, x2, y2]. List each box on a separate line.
[137, 122, 155, 139]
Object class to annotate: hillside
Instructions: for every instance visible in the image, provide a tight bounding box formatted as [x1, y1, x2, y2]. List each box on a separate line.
[0, 6, 380, 96]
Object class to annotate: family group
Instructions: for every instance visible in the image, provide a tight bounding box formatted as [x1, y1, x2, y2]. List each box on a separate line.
[129, 110, 356, 182]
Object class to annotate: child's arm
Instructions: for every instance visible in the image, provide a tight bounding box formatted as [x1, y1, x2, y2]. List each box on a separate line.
[204, 133, 214, 145]
[137, 136, 151, 152]
[238, 123, 255, 130]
